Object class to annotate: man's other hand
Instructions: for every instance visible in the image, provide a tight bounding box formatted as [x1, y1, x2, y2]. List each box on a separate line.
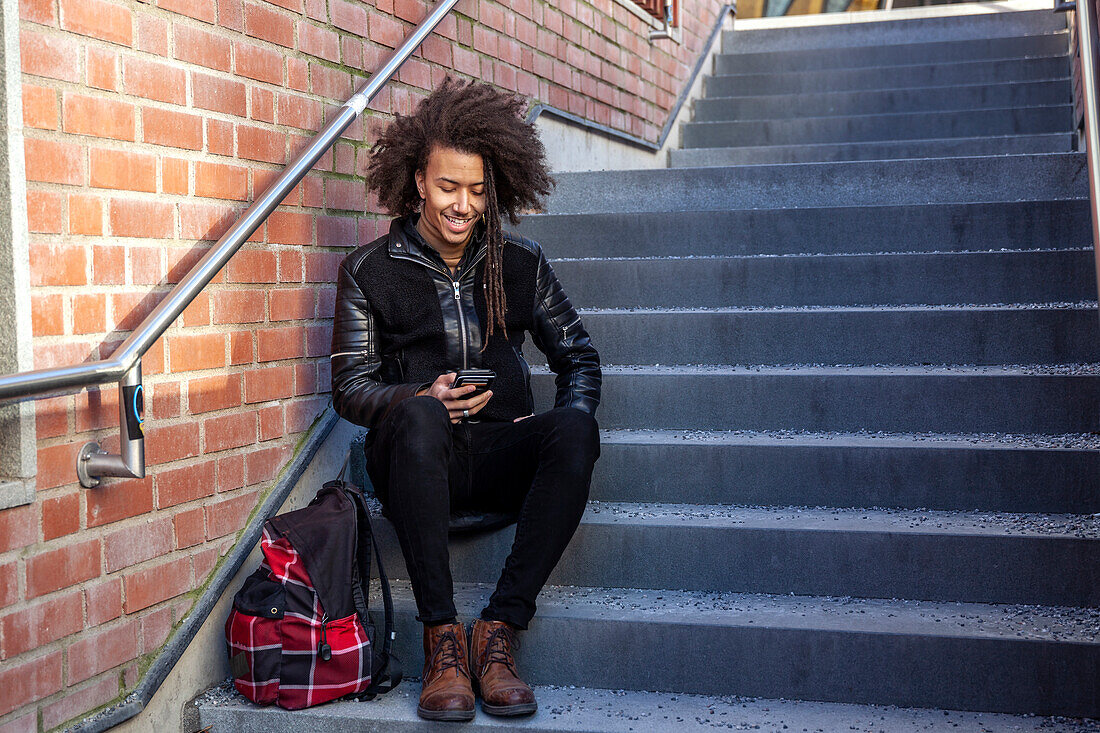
[419, 372, 493, 423]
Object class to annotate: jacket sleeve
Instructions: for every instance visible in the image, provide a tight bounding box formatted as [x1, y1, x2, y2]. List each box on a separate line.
[330, 260, 430, 429]
[529, 247, 602, 414]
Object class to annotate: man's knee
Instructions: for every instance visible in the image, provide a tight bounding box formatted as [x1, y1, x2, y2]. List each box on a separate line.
[391, 395, 450, 431]
[384, 395, 451, 455]
[544, 407, 600, 466]
[372, 397, 452, 507]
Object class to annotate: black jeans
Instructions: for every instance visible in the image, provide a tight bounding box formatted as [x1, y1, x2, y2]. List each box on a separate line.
[364, 396, 600, 630]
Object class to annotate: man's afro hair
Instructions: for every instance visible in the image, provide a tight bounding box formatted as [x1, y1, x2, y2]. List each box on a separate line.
[365, 76, 554, 225]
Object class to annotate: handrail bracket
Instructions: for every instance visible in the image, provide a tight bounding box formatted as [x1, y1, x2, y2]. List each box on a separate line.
[77, 363, 144, 488]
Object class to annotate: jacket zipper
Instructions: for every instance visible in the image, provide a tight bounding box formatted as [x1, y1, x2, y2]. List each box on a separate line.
[458, 247, 486, 368]
[391, 248, 487, 369]
[560, 315, 580, 345]
[514, 345, 533, 413]
[452, 280, 468, 369]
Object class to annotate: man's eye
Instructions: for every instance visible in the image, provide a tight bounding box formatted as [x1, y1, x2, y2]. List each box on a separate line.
[440, 188, 455, 193]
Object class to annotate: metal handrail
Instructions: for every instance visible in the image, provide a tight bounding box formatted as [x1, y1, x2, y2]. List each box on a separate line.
[0, 0, 461, 487]
[1064, 0, 1100, 318]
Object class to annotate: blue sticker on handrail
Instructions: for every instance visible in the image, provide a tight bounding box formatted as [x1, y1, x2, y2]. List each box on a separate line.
[123, 383, 144, 439]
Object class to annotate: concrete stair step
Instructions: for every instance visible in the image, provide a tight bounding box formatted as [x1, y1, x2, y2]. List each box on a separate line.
[680, 106, 1072, 149]
[528, 305, 1100, 367]
[196, 677, 1100, 732]
[515, 201, 1091, 258]
[692, 79, 1071, 122]
[670, 133, 1074, 166]
[722, 9, 1067, 54]
[347, 427, 1100, 520]
[590, 429, 1100, 514]
[543, 153, 1087, 214]
[199, 568, 1100, 723]
[373, 505, 1100, 606]
[549, 250, 1096, 308]
[714, 32, 1067, 74]
[531, 364, 1100, 434]
[705, 57, 1069, 97]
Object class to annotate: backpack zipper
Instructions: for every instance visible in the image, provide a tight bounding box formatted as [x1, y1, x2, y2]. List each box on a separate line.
[319, 613, 332, 661]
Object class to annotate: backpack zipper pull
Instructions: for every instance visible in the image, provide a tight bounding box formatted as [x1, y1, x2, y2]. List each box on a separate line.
[319, 613, 332, 661]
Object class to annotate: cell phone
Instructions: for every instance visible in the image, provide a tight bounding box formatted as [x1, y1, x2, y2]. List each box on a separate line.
[451, 369, 495, 398]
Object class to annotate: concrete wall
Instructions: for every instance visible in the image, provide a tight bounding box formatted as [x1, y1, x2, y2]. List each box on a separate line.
[534, 5, 732, 172]
[0, 0, 35, 512]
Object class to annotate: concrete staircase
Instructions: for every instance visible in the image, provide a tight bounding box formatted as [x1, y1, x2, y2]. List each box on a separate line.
[675, 8, 1076, 166]
[197, 5, 1100, 730]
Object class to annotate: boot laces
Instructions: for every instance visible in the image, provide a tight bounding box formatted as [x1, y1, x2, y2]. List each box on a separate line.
[430, 629, 470, 679]
[481, 625, 519, 675]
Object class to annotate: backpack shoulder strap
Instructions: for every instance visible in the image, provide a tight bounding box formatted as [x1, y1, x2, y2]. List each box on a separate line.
[345, 486, 401, 694]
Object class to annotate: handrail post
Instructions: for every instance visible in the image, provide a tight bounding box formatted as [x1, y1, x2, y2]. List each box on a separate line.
[1075, 0, 1100, 321]
[77, 362, 144, 488]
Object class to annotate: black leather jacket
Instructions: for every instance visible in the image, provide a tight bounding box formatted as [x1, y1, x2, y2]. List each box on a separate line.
[330, 216, 601, 431]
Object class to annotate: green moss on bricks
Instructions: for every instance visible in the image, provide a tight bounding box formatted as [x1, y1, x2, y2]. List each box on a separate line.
[188, 406, 333, 604]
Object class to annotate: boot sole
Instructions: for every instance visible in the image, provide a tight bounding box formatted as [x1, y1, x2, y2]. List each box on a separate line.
[481, 701, 538, 716]
[416, 705, 476, 722]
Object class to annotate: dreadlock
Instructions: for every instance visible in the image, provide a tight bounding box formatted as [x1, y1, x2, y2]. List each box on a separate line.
[365, 77, 554, 346]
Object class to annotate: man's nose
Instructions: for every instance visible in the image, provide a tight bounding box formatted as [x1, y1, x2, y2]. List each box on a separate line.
[453, 191, 469, 214]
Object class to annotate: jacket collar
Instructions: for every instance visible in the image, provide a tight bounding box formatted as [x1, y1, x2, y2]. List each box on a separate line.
[387, 214, 486, 273]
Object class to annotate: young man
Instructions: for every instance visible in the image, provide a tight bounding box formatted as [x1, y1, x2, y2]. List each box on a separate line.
[330, 78, 602, 722]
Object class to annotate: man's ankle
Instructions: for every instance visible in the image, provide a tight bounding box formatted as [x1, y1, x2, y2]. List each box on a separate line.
[423, 618, 459, 628]
[477, 616, 518, 630]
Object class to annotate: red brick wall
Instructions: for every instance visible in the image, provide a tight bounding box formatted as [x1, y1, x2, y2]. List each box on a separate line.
[0, 0, 723, 728]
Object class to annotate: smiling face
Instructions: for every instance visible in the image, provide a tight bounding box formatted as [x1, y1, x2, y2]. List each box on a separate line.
[414, 145, 487, 254]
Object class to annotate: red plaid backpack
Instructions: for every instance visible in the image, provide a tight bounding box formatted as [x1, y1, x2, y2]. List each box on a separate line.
[225, 473, 401, 709]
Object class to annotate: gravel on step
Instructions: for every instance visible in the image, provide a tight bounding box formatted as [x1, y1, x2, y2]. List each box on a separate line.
[194, 677, 1100, 731]
[551, 246, 1094, 262]
[577, 301, 1099, 313]
[536, 363, 1100, 376]
[599, 427, 1100, 451]
[424, 581, 1100, 644]
[581, 502, 1100, 539]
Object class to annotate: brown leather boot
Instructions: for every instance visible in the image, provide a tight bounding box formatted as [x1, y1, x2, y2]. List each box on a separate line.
[469, 619, 537, 716]
[417, 622, 475, 721]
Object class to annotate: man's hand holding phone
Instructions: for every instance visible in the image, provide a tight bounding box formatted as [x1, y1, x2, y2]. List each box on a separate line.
[419, 370, 494, 423]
